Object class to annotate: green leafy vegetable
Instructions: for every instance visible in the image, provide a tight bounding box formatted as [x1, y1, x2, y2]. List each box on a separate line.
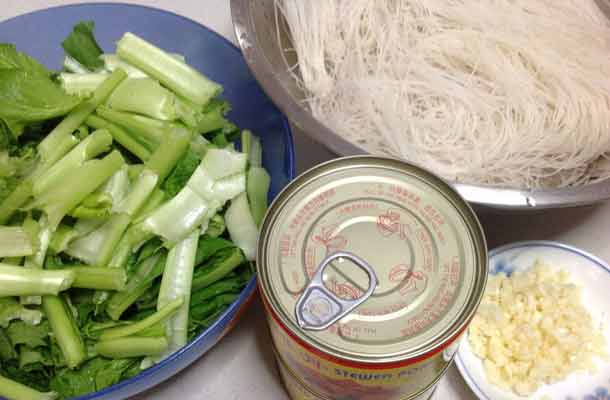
[0, 44, 49, 77]
[0, 69, 80, 125]
[61, 21, 104, 70]
[162, 149, 201, 197]
[0, 22, 272, 399]
[49, 358, 137, 398]
[6, 320, 50, 349]
[0, 298, 42, 328]
[192, 247, 245, 292]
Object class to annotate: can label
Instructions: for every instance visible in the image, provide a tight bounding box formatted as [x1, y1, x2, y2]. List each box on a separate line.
[268, 309, 460, 399]
[273, 334, 441, 400]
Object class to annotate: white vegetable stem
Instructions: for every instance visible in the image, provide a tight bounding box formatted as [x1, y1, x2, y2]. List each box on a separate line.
[0, 264, 75, 297]
[143, 148, 247, 243]
[154, 231, 199, 362]
[225, 193, 258, 260]
[116, 32, 221, 106]
[0, 226, 34, 258]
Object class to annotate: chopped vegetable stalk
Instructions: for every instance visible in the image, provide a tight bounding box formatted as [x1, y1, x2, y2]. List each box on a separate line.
[189, 134, 211, 157]
[22, 215, 52, 304]
[241, 129, 253, 159]
[63, 55, 88, 73]
[247, 167, 271, 226]
[33, 129, 113, 196]
[107, 223, 154, 271]
[29, 150, 125, 228]
[202, 148, 247, 180]
[101, 297, 183, 340]
[102, 53, 185, 76]
[0, 226, 34, 257]
[0, 375, 58, 400]
[71, 267, 126, 291]
[225, 193, 258, 260]
[96, 337, 168, 359]
[153, 231, 198, 362]
[103, 166, 130, 211]
[144, 126, 191, 182]
[114, 169, 158, 216]
[73, 217, 107, 238]
[247, 134, 263, 168]
[59, 72, 109, 96]
[0, 297, 43, 328]
[143, 187, 212, 243]
[107, 78, 177, 120]
[69, 192, 113, 219]
[133, 188, 165, 222]
[66, 213, 130, 266]
[143, 147, 247, 242]
[106, 253, 162, 320]
[69, 154, 172, 266]
[0, 264, 75, 296]
[49, 224, 79, 254]
[38, 69, 127, 167]
[175, 98, 230, 133]
[86, 115, 152, 161]
[96, 105, 168, 145]
[209, 173, 246, 202]
[0, 180, 33, 224]
[101, 54, 147, 77]
[205, 214, 226, 238]
[191, 248, 245, 291]
[42, 295, 86, 369]
[117, 32, 222, 106]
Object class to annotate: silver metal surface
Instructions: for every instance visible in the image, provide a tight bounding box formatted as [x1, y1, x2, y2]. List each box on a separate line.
[230, 0, 610, 211]
[295, 251, 378, 331]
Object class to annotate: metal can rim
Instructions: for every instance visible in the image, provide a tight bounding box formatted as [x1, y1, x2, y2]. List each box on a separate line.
[257, 155, 488, 364]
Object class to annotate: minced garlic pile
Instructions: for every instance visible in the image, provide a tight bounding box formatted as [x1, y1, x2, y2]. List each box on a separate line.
[468, 261, 607, 395]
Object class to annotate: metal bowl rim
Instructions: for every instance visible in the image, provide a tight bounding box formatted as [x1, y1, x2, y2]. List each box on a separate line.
[230, 0, 610, 210]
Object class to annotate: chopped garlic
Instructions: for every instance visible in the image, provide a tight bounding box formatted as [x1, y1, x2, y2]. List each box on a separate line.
[469, 260, 608, 396]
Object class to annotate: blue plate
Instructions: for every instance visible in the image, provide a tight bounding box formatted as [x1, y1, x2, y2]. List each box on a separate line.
[0, 3, 295, 399]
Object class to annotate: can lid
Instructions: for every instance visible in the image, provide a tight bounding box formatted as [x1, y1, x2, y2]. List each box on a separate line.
[258, 157, 487, 363]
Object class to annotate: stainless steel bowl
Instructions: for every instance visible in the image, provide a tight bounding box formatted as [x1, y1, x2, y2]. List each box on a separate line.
[230, 0, 610, 211]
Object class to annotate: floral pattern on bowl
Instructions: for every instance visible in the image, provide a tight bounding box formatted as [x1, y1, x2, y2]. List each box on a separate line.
[455, 241, 610, 400]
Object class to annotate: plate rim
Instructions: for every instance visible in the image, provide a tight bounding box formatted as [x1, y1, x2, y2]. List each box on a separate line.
[455, 240, 610, 400]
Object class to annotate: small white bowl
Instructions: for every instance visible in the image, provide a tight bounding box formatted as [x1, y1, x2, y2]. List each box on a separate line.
[455, 241, 610, 400]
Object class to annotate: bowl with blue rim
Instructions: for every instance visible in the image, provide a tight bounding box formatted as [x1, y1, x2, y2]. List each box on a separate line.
[456, 241, 610, 400]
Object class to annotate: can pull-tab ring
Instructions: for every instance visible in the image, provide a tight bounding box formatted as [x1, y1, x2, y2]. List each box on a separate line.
[295, 251, 378, 331]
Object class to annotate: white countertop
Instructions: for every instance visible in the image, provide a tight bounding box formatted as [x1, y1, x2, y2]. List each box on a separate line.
[4, 1, 610, 399]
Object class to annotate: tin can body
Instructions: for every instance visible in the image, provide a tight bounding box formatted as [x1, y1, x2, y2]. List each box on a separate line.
[273, 342, 440, 400]
[267, 304, 461, 399]
[257, 157, 487, 400]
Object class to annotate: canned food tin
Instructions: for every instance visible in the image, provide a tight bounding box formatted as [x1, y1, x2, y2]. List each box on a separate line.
[257, 156, 487, 400]
[272, 342, 438, 400]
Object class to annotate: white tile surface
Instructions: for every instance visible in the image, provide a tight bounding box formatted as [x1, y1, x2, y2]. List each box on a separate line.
[3, 2, 610, 399]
